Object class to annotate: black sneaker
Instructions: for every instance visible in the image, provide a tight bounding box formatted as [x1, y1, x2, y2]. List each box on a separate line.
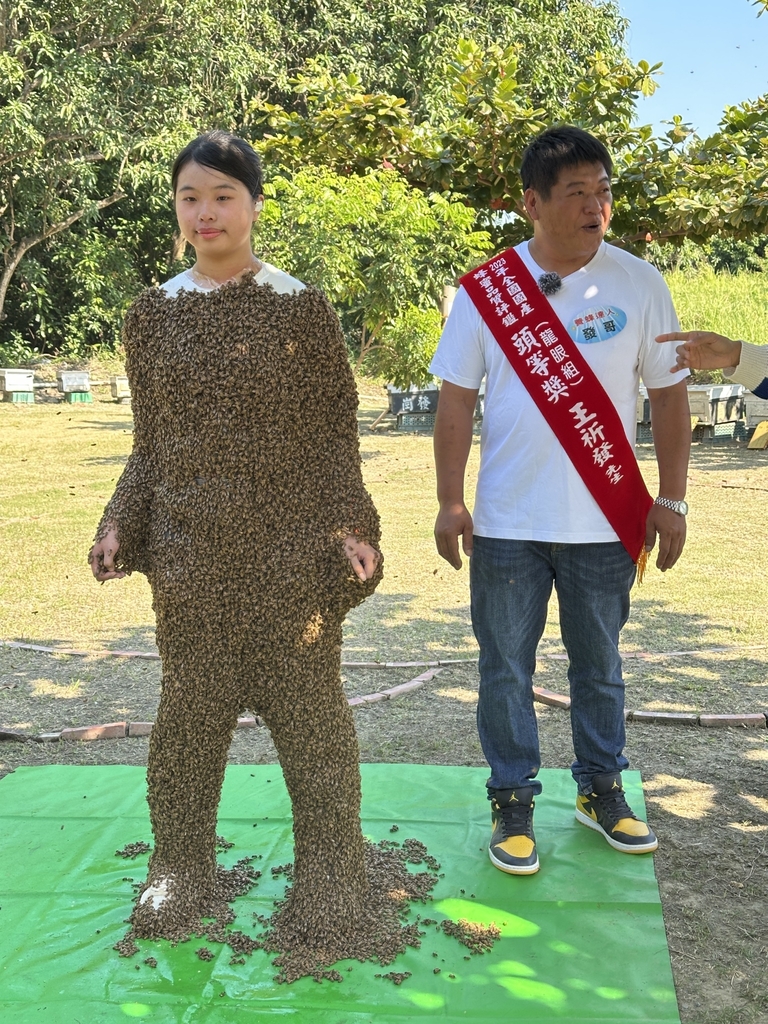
[488, 786, 539, 875]
[575, 772, 658, 853]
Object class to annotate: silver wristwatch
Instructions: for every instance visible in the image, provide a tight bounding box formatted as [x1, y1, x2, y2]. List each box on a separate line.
[654, 496, 688, 516]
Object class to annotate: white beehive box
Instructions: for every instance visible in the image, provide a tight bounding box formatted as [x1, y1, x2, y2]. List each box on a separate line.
[0, 369, 34, 392]
[687, 383, 744, 426]
[110, 375, 131, 401]
[57, 370, 90, 393]
[744, 393, 768, 429]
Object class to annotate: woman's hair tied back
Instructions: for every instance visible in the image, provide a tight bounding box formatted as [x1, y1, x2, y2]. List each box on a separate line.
[171, 130, 263, 199]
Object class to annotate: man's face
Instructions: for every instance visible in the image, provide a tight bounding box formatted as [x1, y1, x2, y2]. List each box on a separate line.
[524, 161, 612, 259]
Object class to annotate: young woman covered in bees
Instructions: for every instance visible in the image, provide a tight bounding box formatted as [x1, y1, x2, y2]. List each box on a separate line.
[89, 131, 388, 960]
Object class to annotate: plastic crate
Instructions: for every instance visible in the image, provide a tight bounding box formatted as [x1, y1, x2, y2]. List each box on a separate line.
[723, 421, 748, 442]
[65, 391, 93, 404]
[2, 391, 34, 403]
[635, 423, 653, 443]
[693, 420, 748, 444]
[397, 412, 436, 432]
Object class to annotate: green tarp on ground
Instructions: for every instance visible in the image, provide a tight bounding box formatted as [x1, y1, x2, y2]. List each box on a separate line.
[0, 764, 680, 1023]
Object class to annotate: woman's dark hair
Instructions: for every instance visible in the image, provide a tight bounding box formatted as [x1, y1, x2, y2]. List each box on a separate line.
[171, 130, 263, 198]
[520, 126, 612, 199]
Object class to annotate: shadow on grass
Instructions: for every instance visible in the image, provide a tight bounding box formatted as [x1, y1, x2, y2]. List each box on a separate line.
[6, 586, 753, 667]
[82, 454, 129, 466]
[637, 442, 763, 473]
[621, 598, 717, 650]
[348, 588, 766, 658]
[70, 418, 134, 431]
[344, 590, 473, 661]
[5, 623, 159, 654]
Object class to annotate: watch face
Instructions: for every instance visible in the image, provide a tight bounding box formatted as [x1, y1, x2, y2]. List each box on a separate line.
[678, 500, 689, 516]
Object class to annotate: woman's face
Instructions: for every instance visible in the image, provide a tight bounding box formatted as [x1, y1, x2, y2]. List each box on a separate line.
[174, 160, 262, 259]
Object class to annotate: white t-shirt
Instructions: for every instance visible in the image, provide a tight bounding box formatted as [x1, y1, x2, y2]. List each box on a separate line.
[430, 240, 688, 543]
[160, 260, 305, 297]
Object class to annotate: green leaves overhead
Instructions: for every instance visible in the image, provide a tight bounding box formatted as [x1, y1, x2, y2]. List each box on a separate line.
[1, 0, 767, 363]
[0, 0, 272, 327]
[258, 167, 488, 376]
[249, 0, 629, 115]
[253, 33, 768, 249]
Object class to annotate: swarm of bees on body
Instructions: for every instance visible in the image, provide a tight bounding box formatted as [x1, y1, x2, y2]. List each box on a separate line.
[94, 276, 500, 983]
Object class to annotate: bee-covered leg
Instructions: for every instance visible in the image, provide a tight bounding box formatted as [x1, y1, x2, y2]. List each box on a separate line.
[131, 611, 242, 939]
[256, 619, 368, 947]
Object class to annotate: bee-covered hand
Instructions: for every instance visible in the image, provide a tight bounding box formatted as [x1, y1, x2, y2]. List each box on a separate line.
[343, 535, 381, 581]
[89, 527, 126, 581]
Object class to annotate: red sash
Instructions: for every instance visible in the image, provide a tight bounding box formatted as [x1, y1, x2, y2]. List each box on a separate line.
[460, 248, 652, 564]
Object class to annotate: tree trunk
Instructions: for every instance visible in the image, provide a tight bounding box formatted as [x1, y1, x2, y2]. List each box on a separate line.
[354, 315, 387, 373]
[0, 190, 125, 321]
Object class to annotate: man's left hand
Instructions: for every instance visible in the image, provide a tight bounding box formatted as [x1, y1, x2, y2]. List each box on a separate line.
[644, 505, 686, 572]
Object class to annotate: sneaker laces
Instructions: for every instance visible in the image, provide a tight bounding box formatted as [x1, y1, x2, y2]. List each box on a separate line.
[497, 801, 534, 839]
[592, 788, 637, 826]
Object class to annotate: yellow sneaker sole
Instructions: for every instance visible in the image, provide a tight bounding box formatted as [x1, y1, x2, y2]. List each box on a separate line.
[575, 809, 658, 853]
[488, 847, 540, 874]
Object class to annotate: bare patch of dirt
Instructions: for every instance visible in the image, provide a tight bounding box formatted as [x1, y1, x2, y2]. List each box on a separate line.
[0, 644, 420, 734]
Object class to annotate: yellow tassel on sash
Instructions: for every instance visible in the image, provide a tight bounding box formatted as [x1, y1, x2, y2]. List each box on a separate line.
[635, 546, 649, 585]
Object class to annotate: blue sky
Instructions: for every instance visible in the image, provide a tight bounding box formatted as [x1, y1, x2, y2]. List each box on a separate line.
[619, 0, 768, 137]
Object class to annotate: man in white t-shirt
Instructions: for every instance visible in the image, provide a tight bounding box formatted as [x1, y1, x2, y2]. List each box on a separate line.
[430, 126, 690, 875]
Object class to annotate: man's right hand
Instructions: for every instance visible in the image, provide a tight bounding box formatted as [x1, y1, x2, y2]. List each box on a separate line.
[89, 528, 126, 581]
[434, 502, 474, 570]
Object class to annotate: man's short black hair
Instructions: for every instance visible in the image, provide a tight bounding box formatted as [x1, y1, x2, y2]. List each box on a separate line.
[171, 130, 263, 199]
[520, 126, 612, 199]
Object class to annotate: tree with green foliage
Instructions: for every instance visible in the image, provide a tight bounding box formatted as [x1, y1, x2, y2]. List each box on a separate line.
[251, 31, 663, 238]
[248, 0, 630, 117]
[0, 0, 272, 346]
[255, 47, 768, 250]
[372, 304, 445, 389]
[258, 167, 489, 375]
[2, 0, 767, 366]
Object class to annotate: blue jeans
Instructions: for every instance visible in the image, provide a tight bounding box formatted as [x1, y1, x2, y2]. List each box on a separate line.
[470, 536, 636, 796]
